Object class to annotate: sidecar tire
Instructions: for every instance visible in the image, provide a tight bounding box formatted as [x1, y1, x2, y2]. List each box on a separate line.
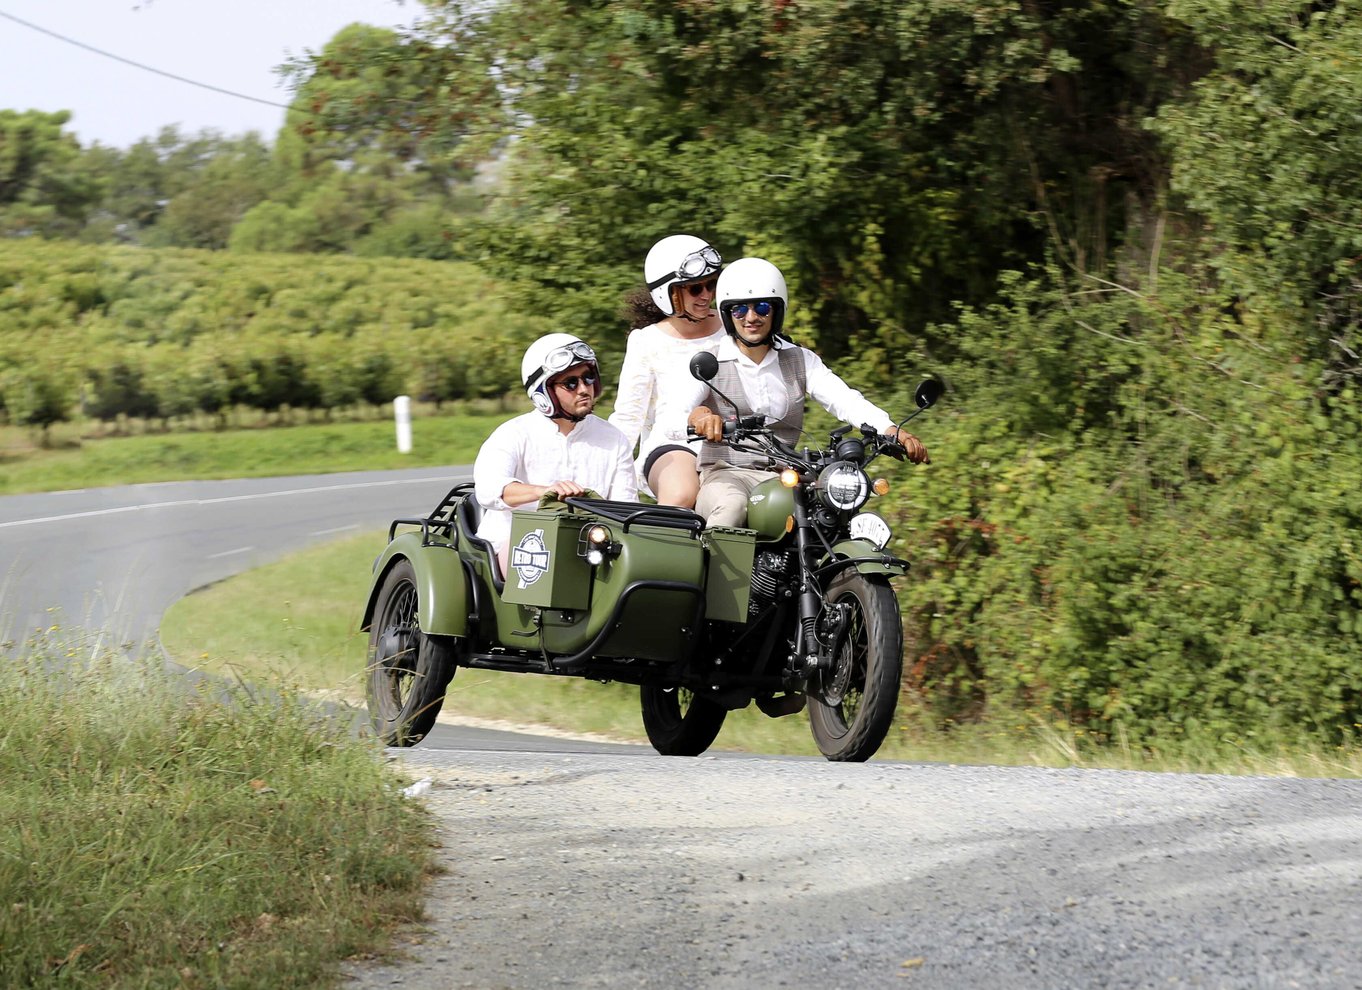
[640, 686, 727, 756]
[807, 572, 903, 762]
[366, 558, 458, 747]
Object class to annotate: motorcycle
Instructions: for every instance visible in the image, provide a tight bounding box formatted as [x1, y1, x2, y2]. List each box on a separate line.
[360, 353, 943, 761]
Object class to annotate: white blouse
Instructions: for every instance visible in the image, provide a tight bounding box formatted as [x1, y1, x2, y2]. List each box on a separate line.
[607, 323, 726, 492]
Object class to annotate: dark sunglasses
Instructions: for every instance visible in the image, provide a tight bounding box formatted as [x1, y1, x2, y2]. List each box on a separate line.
[730, 301, 773, 318]
[684, 278, 718, 298]
[553, 373, 598, 392]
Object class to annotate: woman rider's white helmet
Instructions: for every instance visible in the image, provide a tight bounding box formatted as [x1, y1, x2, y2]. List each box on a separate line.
[644, 234, 723, 316]
[521, 333, 602, 418]
[715, 257, 788, 343]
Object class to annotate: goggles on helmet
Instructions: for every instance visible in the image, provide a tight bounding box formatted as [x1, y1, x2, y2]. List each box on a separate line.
[527, 340, 597, 388]
[647, 246, 723, 289]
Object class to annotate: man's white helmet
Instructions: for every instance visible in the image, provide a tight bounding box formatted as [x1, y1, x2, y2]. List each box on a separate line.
[644, 234, 723, 316]
[521, 333, 601, 417]
[715, 257, 788, 342]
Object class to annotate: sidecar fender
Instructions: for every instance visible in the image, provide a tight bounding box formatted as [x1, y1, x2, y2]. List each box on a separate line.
[830, 539, 909, 578]
[362, 532, 470, 637]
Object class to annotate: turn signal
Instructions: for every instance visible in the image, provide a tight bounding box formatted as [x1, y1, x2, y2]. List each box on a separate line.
[871, 477, 891, 497]
[779, 468, 800, 488]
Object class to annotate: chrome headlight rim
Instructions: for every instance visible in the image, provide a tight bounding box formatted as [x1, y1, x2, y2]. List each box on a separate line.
[816, 460, 870, 512]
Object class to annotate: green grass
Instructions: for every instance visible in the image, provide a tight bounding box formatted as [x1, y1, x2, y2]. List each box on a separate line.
[161, 531, 1362, 777]
[0, 639, 435, 989]
[0, 405, 515, 495]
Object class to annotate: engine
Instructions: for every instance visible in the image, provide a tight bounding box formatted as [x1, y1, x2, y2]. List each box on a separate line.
[748, 550, 793, 617]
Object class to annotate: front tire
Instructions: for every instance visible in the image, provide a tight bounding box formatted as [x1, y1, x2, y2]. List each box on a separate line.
[807, 571, 903, 762]
[366, 559, 458, 746]
[640, 685, 727, 756]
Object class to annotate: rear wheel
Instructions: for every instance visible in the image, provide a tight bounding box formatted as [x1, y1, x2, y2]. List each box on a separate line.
[366, 559, 458, 746]
[807, 571, 903, 762]
[640, 685, 727, 756]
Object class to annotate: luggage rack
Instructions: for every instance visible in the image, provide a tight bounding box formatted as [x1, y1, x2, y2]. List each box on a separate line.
[386, 481, 472, 545]
[563, 496, 705, 536]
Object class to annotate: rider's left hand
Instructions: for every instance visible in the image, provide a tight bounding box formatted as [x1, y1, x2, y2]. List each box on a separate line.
[889, 428, 930, 464]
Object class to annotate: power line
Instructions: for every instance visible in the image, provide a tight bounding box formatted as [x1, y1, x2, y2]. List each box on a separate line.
[0, 7, 292, 111]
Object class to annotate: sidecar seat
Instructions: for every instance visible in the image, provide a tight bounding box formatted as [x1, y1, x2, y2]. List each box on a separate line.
[456, 494, 504, 591]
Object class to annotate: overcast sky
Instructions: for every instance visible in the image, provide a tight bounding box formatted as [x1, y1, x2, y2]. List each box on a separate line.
[0, 0, 420, 148]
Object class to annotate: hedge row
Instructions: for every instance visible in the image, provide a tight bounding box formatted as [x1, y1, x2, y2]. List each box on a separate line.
[0, 241, 549, 428]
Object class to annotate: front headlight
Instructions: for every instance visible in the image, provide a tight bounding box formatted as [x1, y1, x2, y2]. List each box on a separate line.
[577, 523, 618, 566]
[816, 460, 870, 512]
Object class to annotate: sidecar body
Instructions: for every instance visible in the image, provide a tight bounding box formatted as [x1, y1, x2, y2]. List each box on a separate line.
[361, 483, 756, 674]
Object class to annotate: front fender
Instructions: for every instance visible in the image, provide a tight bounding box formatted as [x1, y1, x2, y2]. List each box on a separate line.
[830, 539, 909, 578]
[361, 532, 470, 637]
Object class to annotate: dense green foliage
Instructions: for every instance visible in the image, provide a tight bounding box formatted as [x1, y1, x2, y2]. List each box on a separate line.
[5, 0, 1362, 749]
[0, 240, 543, 431]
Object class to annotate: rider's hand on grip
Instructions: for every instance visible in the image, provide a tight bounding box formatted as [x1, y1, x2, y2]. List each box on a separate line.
[887, 427, 930, 465]
[688, 406, 727, 442]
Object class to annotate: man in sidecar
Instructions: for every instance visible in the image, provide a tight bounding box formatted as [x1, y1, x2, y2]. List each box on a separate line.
[473, 333, 638, 574]
[683, 258, 930, 528]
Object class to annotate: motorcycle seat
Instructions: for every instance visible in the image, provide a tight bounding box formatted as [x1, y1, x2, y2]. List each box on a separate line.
[455, 494, 504, 591]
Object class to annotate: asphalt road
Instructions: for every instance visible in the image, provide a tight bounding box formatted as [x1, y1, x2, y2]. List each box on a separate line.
[0, 466, 470, 651]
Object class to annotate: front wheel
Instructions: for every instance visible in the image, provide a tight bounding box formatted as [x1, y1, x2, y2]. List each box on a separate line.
[807, 571, 903, 762]
[640, 685, 727, 756]
[366, 558, 459, 746]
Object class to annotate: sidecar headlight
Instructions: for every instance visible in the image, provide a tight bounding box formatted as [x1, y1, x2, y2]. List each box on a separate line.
[578, 523, 619, 566]
[816, 461, 870, 512]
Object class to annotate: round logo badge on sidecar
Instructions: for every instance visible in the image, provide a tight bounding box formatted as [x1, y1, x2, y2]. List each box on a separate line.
[510, 529, 551, 589]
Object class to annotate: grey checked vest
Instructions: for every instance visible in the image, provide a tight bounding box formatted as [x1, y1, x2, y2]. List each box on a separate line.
[698, 344, 808, 470]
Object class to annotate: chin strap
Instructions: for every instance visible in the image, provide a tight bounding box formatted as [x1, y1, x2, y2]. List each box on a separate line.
[551, 410, 587, 424]
[677, 311, 703, 323]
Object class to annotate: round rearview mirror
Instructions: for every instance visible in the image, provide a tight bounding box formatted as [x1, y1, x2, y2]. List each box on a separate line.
[914, 377, 945, 410]
[689, 351, 719, 382]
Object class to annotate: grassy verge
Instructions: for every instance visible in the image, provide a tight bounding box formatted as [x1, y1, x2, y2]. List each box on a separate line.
[0, 405, 515, 495]
[0, 639, 434, 988]
[161, 532, 1362, 777]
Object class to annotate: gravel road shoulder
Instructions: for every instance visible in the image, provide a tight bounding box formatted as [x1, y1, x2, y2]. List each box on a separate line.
[343, 749, 1362, 989]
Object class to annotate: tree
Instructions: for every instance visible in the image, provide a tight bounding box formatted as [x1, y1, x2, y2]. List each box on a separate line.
[0, 109, 100, 238]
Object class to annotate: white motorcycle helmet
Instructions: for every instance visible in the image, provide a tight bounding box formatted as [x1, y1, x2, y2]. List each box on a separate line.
[644, 234, 723, 316]
[521, 333, 602, 418]
[715, 257, 788, 343]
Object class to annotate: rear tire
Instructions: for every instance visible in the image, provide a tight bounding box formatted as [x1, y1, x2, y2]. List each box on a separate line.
[640, 685, 727, 756]
[807, 571, 902, 762]
[366, 558, 458, 746]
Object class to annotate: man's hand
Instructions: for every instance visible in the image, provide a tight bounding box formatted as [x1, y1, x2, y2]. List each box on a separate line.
[688, 405, 725, 442]
[888, 427, 930, 464]
[541, 480, 588, 500]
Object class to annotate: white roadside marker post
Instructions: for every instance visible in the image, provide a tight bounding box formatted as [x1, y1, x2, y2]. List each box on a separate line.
[394, 395, 413, 453]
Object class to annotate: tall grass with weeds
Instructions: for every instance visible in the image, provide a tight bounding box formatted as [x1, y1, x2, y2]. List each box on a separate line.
[0, 637, 435, 988]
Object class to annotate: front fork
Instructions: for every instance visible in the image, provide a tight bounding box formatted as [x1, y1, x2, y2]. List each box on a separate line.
[791, 497, 827, 678]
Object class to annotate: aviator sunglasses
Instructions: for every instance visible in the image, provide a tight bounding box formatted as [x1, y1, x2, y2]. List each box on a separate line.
[553, 373, 598, 392]
[729, 301, 773, 318]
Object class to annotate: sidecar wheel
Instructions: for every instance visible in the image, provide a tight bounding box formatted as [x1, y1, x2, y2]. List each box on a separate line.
[366, 558, 458, 747]
[640, 685, 727, 756]
[807, 572, 903, 762]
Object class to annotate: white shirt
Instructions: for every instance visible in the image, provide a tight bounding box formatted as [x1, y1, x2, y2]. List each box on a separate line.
[607, 323, 726, 490]
[659, 336, 896, 440]
[473, 412, 639, 555]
